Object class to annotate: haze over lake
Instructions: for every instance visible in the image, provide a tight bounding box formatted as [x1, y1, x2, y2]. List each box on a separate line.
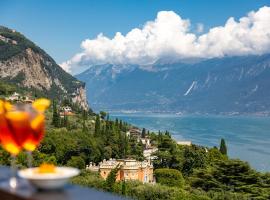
[111, 113, 270, 172]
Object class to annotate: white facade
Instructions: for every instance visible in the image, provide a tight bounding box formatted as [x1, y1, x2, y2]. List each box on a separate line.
[177, 141, 192, 146]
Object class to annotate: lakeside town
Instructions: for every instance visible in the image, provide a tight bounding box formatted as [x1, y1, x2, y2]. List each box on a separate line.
[3, 91, 196, 185]
[1, 1, 270, 199]
[1, 88, 269, 200]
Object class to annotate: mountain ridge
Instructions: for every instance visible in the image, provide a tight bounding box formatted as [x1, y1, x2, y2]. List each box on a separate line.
[0, 26, 89, 110]
[76, 54, 270, 115]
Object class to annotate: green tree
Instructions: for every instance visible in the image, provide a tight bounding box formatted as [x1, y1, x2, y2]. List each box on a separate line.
[142, 128, 146, 138]
[219, 138, 227, 155]
[67, 156, 85, 169]
[189, 159, 270, 198]
[105, 164, 120, 191]
[121, 180, 126, 195]
[94, 115, 101, 136]
[100, 111, 107, 120]
[154, 168, 185, 187]
[182, 145, 207, 176]
[61, 114, 69, 128]
[52, 100, 60, 127]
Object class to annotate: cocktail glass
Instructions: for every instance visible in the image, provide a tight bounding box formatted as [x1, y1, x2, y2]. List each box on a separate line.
[0, 101, 30, 189]
[22, 99, 50, 167]
[0, 99, 50, 189]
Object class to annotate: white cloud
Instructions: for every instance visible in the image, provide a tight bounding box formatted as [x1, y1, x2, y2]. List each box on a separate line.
[61, 6, 270, 74]
[196, 23, 204, 33]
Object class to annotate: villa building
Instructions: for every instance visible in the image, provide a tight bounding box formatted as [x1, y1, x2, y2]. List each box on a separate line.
[87, 159, 154, 183]
[60, 106, 74, 116]
[141, 137, 151, 148]
[127, 128, 141, 139]
[5, 92, 33, 103]
[6, 92, 20, 101]
[143, 147, 158, 160]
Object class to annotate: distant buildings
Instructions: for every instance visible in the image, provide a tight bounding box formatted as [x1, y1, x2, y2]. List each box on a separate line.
[87, 159, 154, 183]
[86, 127, 156, 184]
[5, 92, 33, 103]
[177, 140, 192, 146]
[143, 147, 158, 160]
[0, 34, 17, 45]
[6, 92, 20, 101]
[141, 137, 151, 148]
[60, 106, 75, 116]
[62, 106, 72, 113]
[126, 128, 141, 139]
[127, 127, 157, 160]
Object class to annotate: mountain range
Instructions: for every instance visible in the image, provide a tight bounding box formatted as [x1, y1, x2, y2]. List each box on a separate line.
[2, 25, 270, 115]
[76, 54, 270, 115]
[0, 26, 88, 110]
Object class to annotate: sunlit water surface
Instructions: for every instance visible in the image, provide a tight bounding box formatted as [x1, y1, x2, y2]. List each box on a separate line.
[111, 113, 270, 172]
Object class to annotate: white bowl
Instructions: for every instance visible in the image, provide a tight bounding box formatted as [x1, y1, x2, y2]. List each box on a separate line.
[18, 167, 80, 190]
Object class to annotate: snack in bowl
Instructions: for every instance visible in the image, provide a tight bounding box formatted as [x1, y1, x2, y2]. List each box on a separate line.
[36, 163, 56, 174]
[18, 166, 79, 190]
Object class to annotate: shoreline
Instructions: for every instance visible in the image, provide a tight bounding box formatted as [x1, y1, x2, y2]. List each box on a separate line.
[110, 113, 270, 172]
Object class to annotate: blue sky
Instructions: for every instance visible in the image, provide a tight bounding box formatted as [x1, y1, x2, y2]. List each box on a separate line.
[0, 0, 269, 69]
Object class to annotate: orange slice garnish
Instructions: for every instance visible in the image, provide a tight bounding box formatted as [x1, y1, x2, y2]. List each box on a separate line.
[30, 114, 44, 131]
[38, 163, 56, 173]
[32, 98, 51, 112]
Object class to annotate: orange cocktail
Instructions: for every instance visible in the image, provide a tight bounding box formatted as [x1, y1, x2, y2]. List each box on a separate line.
[23, 114, 45, 151]
[23, 98, 50, 151]
[0, 101, 30, 155]
[0, 99, 50, 152]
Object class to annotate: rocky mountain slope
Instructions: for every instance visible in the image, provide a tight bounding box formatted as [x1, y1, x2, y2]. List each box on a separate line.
[76, 54, 270, 115]
[0, 26, 88, 110]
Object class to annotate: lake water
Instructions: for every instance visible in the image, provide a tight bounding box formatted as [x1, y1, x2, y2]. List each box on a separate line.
[111, 113, 270, 172]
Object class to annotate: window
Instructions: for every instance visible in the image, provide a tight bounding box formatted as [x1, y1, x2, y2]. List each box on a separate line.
[144, 175, 148, 182]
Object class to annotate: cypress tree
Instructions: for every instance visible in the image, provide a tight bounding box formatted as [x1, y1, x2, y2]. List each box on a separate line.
[219, 138, 227, 155]
[121, 180, 126, 195]
[52, 100, 60, 127]
[142, 128, 146, 138]
[82, 120, 87, 133]
[94, 115, 101, 136]
[82, 110, 88, 120]
[119, 120, 123, 130]
[63, 114, 68, 128]
[105, 164, 120, 191]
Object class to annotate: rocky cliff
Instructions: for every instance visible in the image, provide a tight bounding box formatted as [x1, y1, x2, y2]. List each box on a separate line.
[0, 26, 89, 110]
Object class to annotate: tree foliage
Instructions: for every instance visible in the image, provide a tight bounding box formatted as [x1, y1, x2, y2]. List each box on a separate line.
[154, 168, 184, 187]
[67, 156, 85, 169]
[105, 164, 120, 191]
[219, 138, 227, 155]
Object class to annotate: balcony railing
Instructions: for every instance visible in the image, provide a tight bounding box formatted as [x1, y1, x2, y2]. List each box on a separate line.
[0, 166, 126, 200]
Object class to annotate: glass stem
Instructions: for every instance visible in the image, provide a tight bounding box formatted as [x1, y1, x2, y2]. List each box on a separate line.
[10, 155, 17, 189]
[27, 151, 32, 168]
